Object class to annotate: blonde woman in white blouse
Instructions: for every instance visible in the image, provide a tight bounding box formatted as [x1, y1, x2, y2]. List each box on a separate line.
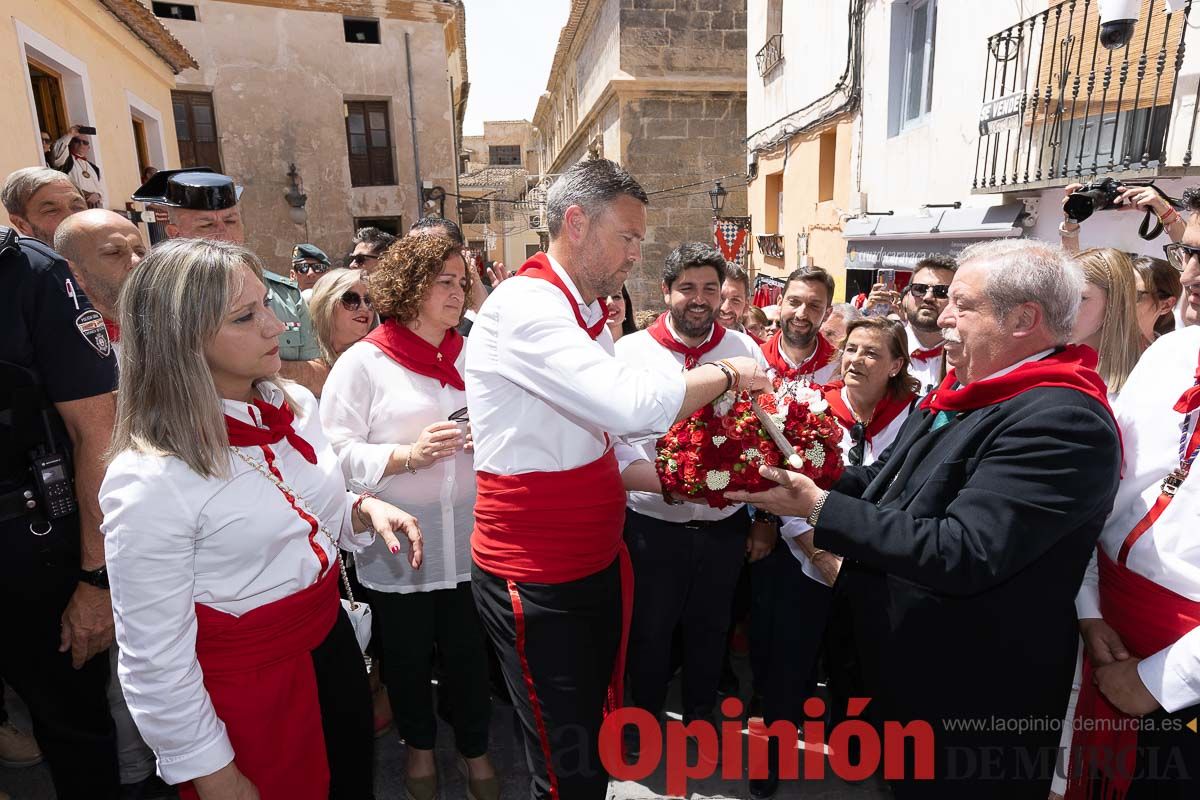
[100, 239, 423, 800]
[321, 233, 498, 800]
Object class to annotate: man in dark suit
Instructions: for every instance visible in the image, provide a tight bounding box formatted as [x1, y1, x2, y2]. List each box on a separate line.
[729, 239, 1122, 799]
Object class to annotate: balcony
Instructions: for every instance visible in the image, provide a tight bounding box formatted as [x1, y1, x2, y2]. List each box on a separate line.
[973, 0, 1198, 194]
[757, 234, 785, 259]
[756, 33, 783, 77]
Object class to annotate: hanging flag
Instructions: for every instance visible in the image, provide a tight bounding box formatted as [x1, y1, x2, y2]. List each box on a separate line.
[714, 217, 751, 265]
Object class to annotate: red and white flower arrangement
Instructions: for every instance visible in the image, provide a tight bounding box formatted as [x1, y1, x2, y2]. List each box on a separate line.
[655, 385, 845, 509]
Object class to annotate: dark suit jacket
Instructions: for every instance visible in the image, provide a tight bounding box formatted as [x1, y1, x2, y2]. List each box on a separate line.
[814, 385, 1120, 798]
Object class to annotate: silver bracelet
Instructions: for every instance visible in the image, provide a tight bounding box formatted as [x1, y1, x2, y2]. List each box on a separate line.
[806, 490, 831, 527]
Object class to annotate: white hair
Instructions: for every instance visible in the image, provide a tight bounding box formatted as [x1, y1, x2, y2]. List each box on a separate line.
[957, 238, 1083, 342]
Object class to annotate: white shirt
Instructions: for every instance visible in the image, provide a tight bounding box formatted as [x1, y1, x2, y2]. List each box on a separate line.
[321, 340, 474, 594]
[905, 324, 945, 395]
[614, 317, 769, 522]
[770, 337, 839, 389]
[100, 382, 371, 784]
[50, 134, 105, 207]
[1076, 326, 1200, 712]
[781, 386, 912, 584]
[465, 254, 686, 475]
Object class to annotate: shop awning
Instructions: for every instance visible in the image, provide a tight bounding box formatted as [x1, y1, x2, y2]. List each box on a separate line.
[842, 203, 1025, 272]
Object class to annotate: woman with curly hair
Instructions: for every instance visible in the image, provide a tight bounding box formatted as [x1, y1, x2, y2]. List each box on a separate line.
[319, 234, 497, 800]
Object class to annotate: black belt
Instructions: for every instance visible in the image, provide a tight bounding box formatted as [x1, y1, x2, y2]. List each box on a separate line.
[0, 485, 38, 524]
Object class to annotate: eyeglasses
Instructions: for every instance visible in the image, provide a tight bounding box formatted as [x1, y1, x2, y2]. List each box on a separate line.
[848, 422, 866, 467]
[70, 138, 90, 147]
[292, 263, 330, 275]
[908, 283, 950, 299]
[339, 290, 372, 311]
[1163, 242, 1200, 273]
[348, 252, 380, 266]
[448, 407, 469, 423]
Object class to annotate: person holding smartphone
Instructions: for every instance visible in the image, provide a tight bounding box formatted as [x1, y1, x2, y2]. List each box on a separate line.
[49, 125, 104, 209]
[319, 234, 499, 800]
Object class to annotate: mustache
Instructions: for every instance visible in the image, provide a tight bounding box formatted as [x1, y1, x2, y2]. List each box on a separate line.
[941, 329, 962, 344]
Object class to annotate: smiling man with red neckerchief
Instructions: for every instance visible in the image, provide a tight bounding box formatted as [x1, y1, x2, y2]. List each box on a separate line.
[464, 159, 768, 800]
[760, 266, 840, 393]
[729, 239, 1121, 799]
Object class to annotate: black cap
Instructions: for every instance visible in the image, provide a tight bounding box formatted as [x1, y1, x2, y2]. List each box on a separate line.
[131, 168, 239, 210]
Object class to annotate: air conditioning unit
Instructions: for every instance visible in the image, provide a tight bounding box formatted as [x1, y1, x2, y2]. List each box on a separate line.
[529, 214, 542, 228]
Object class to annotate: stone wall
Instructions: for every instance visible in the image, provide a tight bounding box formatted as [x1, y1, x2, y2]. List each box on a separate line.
[621, 91, 748, 311]
[620, 0, 746, 78]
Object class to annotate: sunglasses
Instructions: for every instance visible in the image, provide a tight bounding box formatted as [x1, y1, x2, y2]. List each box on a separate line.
[848, 422, 866, 467]
[1163, 242, 1200, 273]
[339, 290, 372, 311]
[292, 263, 330, 275]
[348, 252, 380, 266]
[448, 407, 469, 423]
[908, 283, 950, 299]
[70, 138, 90, 147]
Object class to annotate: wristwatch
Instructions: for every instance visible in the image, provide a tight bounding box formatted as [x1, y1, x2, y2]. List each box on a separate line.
[78, 565, 110, 590]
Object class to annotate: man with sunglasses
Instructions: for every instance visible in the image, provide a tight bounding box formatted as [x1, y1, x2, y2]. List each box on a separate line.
[290, 243, 331, 300]
[902, 255, 957, 395]
[49, 126, 104, 209]
[346, 226, 395, 274]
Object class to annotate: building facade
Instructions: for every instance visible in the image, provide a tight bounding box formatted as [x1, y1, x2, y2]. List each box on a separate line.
[533, 0, 748, 310]
[1, 0, 194, 225]
[153, 0, 466, 272]
[459, 119, 544, 269]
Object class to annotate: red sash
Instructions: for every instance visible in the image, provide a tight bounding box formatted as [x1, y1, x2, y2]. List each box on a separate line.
[516, 252, 609, 340]
[761, 329, 835, 380]
[646, 313, 726, 369]
[473, 452, 633, 713]
[179, 569, 340, 800]
[822, 383, 915, 443]
[362, 319, 464, 390]
[1066, 550, 1200, 800]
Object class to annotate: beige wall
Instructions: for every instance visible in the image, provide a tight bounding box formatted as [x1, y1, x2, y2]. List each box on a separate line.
[0, 0, 181, 226]
[160, 0, 461, 273]
[747, 118, 854, 297]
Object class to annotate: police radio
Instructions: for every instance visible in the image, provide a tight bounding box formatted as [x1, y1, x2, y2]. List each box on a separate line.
[32, 453, 77, 519]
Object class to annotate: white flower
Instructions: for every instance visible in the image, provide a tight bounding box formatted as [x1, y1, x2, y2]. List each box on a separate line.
[792, 385, 822, 406]
[807, 397, 829, 414]
[713, 391, 735, 417]
[804, 443, 826, 468]
[706, 470, 731, 491]
[711, 435, 728, 447]
[742, 448, 762, 462]
[769, 413, 787, 430]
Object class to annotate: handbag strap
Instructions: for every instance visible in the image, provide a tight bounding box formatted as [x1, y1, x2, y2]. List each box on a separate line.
[230, 447, 361, 608]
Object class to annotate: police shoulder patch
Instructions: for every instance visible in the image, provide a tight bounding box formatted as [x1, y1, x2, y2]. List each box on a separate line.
[75, 309, 112, 358]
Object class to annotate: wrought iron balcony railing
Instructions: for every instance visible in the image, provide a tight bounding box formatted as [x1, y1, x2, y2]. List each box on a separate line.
[974, 0, 1197, 194]
[756, 33, 783, 77]
[757, 234, 785, 259]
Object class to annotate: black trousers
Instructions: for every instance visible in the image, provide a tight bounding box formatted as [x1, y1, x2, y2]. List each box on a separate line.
[623, 509, 749, 721]
[1119, 702, 1200, 799]
[370, 582, 492, 756]
[312, 607, 375, 800]
[0, 514, 118, 799]
[472, 559, 621, 800]
[750, 545, 832, 727]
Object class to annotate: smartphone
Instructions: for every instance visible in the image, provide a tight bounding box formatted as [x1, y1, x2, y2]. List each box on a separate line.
[878, 268, 896, 292]
[76, 125, 97, 135]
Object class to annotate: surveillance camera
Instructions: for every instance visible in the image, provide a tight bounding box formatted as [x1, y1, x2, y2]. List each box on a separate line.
[1098, 0, 1139, 50]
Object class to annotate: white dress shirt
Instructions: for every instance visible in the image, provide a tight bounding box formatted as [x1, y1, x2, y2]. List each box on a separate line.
[781, 386, 912, 585]
[50, 134, 105, 207]
[1076, 326, 1200, 712]
[905, 324, 945, 395]
[465, 254, 686, 475]
[614, 316, 769, 522]
[770, 338, 840, 388]
[100, 381, 371, 784]
[321, 340, 474, 594]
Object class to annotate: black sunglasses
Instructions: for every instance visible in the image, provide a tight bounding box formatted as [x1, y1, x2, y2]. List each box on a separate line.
[848, 422, 866, 467]
[448, 407, 469, 423]
[908, 283, 950, 299]
[1163, 242, 1200, 273]
[292, 263, 330, 275]
[349, 252, 380, 266]
[71, 138, 90, 147]
[339, 290, 372, 311]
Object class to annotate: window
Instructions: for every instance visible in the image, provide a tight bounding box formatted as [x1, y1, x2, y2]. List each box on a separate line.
[766, 0, 783, 35]
[353, 216, 401, 236]
[525, 243, 542, 260]
[459, 200, 490, 224]
[817, 129, 837, 202]
[344, 18, 380, 44]
[344, 101, 395, 187]
[27, 60, 68, 141]
[489, 145, 521, 166]
[764, 171, 783, 235]
[132, 116, 150, 176]
[172, 90, 223, 172]
[897, 0, 936, 130]
[152, 3, 197, 21]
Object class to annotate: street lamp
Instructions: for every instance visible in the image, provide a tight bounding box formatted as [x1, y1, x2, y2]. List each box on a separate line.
[708, 180, 727, 218]
[284, 162, 308, 226]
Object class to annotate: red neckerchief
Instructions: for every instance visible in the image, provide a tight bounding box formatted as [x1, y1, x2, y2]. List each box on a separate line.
[104, 318, 120, 343]
[822, 382, 915, 442]
[516, 252, 609, 339]
[910, 342, 943, 361]
[761, 329, 835, 380]
[363, 319, 464, 390]
[1174, 347, 1200, 414]
[224, 399, 317, 464]
[646, 313, 726, 369]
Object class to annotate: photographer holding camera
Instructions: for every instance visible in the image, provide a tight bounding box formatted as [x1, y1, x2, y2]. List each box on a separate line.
[1059, 179, 1186, 254]
[49, 125, 104, 210]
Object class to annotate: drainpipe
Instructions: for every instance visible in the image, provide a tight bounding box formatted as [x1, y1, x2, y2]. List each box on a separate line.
[404, 32, 424, 222]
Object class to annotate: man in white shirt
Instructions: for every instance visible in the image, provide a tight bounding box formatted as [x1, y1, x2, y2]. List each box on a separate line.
[465, 159, 767, 800]
[1065, 193, 1200, 800]
[614, 243, 771, 732]
[760, 267, 840, 389]
[717, 260, 751, 333]
[902, 256, 956, 395]
[49, 127, 104, 208]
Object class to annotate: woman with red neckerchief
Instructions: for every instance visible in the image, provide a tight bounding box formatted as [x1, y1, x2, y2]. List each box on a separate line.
[100, 239, 423, 800]
[320, 234, 501, 800]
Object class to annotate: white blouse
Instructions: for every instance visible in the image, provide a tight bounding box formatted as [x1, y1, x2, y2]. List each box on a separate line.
[99, 381, 371, 785]
[321, 340, 474, 594]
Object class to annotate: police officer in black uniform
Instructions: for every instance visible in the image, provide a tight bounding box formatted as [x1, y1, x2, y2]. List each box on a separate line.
[0, 219, 120, 796]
